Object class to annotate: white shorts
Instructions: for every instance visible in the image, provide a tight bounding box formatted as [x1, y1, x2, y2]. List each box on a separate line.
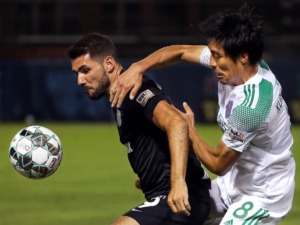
[204, 179, 292, 225]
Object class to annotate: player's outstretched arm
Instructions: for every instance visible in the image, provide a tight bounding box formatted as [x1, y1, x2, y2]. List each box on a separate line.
[152, 100, 191, 216]
[182, 102, 241, 176]
[110, 45, 207, 108]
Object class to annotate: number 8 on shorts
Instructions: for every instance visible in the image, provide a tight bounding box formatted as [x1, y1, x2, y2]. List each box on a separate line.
[220, 199, 270, 225]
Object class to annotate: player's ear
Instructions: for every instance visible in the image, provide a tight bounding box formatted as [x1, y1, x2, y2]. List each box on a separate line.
[239, 52, 249, 65]
[104, 56, 115, 73]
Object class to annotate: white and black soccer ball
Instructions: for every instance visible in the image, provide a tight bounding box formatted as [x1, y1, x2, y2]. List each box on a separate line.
[9, 125, 63, 179]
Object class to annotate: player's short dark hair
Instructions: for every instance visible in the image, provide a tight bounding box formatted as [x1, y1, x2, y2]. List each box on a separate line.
[68, 33, 118, 62]
[199, 4, 264, 65]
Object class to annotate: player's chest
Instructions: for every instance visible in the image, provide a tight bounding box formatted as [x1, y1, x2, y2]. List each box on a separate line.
[217, 86, 244, 132]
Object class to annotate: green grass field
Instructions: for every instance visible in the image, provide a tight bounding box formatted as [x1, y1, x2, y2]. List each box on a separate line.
[0, 123, 299, 224]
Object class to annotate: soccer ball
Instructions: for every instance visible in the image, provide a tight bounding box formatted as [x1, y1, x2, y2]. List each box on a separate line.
[9, 125, 63, 179]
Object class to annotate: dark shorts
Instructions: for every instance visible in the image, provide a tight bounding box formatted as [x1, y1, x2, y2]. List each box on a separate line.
[124, 187, 210, 225]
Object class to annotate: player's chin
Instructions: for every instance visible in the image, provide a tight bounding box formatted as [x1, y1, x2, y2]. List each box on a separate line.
[89, 95, 102, 100]
[218, 78, 229, 85]
[87, 91, 105, 100]
[84, 89, 93, 97]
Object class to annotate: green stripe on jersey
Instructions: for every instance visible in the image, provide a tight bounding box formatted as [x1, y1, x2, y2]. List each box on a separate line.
[259, 59, 270, 71]
[242, 84, 256, 108]
[230, 79, 273, 132]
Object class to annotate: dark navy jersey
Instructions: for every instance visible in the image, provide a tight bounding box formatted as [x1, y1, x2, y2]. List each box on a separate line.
[113, 76, 210, 200]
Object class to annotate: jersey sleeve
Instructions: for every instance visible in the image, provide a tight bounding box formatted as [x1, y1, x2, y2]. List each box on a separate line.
[222, 79, 273, 152]
[199, 47, 211, 67]
[222, 121, 257, 152]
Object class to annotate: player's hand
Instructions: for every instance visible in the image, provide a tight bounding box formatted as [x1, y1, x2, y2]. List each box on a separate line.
[167, 179, 191, 216]
[109, 63, 143, 108]
[182, 102, 195, 128]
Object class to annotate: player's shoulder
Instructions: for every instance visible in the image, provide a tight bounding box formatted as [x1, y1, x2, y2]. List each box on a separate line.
[258, 60, 277, 84]
[141, 76, 163, 91]
[258, 59, 270, 71]
[230, 77, 273, 132]
[121, 76, 169, 110]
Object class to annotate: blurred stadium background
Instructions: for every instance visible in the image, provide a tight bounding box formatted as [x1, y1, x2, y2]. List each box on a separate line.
[0, 0, 300, 123]
[0, 0, 299, 224]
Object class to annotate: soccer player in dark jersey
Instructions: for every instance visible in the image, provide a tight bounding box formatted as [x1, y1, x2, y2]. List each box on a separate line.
[68, 32, 211, 225]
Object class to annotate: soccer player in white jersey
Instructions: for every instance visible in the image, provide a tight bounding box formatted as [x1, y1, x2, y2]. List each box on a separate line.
[109, 4, 295, 225]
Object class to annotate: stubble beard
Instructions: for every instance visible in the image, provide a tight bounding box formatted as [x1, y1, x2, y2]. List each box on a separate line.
[88, 73, 111, 100]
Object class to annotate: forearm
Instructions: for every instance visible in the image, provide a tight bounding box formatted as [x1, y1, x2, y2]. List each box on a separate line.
[153, 101, 189, 183]
[189, 127, 216, 171]
[165, 115, 191, 215]
[189, 127, 229, 176]
[182, 102, 239, 176]
[167, 118, 189, 184]
[132, 45, 184, 74]
[110, 45, 207, 107]
[153, 101, 191, 215]
[133, 45, 207, 73]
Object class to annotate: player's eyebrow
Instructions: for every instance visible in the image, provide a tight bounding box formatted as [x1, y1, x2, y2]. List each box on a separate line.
[78, 65, 89, 71]
[210, 49, 221, 56]
[72, 65, 89, 75]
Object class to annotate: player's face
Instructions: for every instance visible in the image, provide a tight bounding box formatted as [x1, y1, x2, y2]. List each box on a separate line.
[208, 39, 243, 86]
[71, 53, 110, 100]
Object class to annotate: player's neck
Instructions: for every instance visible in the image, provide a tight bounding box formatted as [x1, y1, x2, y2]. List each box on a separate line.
[110, 64, 124, 84]
[238, 63, 258, 85]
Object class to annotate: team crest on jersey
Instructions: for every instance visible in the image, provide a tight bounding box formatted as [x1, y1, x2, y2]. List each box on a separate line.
[229, 128, 245, 143]
[136, 89, 155, 106]
[225, 100, 233, 119]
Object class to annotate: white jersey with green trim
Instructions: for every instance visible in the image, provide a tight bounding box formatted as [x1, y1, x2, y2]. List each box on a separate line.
[200, 48, 295, 213]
